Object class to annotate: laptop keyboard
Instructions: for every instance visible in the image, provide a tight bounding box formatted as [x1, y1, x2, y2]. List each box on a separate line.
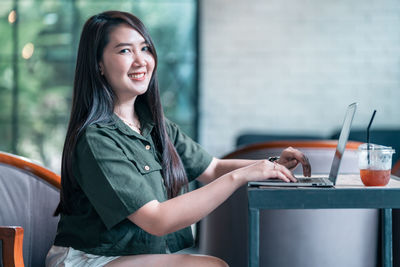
[296, 178, 316, 183]
[266, 178, 326, 183]
[296, 178, 326, 183]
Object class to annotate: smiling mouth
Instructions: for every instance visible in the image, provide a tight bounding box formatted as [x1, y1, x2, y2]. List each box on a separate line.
[128, 73, 145, 81]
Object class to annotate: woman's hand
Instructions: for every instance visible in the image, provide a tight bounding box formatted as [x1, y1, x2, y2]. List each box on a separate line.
[234, 160, 297, 184]
[277, 147, 311, 177]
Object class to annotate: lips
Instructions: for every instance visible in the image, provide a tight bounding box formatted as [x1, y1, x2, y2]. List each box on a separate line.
[128, 72, 145, 81]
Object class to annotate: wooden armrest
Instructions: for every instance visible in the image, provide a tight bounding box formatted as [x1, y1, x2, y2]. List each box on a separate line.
[0, 226, 24, 267]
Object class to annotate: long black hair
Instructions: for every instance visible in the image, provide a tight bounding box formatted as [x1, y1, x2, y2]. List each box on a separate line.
[55, 11, 188, 215]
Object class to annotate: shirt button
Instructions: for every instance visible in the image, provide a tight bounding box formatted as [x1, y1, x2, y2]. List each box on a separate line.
[145, 145, 151, 150]
[144, 165, 150, 171]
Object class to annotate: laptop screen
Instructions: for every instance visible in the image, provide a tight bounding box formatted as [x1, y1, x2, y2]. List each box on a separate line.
[328, 102, 358, 182]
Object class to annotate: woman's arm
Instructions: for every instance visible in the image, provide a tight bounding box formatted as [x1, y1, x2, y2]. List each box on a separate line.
[196, 147, 311, 184]
[128, 159, 295, 236]
[196, 158, 257, 184]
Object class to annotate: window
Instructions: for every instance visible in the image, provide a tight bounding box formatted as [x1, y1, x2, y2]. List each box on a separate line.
[0, 0, 198, 172]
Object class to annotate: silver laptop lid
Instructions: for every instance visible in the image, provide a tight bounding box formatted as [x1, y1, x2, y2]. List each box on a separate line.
[328, 102, 358, 183]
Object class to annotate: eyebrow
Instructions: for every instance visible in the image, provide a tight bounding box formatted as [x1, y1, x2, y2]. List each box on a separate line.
[114, 41, 147, 49]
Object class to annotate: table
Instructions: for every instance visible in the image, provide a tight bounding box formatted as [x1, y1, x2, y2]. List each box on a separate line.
[248, 174, 400, 267]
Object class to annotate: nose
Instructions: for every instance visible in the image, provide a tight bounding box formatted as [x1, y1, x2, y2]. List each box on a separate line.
[133, 51, 146, 66]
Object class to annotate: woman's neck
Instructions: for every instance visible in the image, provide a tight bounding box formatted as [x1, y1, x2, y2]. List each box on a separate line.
[114, 98, 137, 121]
[114, 98, 142, 134]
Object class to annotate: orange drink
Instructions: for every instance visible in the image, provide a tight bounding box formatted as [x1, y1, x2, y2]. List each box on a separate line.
[358, 143, 395, 187]
[360, 169, 391, 186]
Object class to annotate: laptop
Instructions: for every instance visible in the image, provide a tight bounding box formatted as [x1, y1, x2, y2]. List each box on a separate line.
[248, 102, 358, 187]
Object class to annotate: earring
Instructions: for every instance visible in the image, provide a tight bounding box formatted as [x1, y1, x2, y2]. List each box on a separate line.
[99, 66, 104, 75]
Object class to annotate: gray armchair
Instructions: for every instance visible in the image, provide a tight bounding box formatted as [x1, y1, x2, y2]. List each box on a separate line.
[0, 152, 60, 267]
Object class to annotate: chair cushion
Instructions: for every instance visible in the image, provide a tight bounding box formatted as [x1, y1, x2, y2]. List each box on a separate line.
[0, 163, 60, 267]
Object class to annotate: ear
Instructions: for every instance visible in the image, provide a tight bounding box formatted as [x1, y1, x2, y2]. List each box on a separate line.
[99, 62, 104, 75]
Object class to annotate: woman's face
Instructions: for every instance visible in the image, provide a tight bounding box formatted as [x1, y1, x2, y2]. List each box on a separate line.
[99, 24, 155, 101]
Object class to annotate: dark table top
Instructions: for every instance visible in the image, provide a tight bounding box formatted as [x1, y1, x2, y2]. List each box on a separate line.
[248, 174, 400, 209]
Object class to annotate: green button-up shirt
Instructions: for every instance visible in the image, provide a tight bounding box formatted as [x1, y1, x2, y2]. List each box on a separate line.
[54, 108, 212, 256]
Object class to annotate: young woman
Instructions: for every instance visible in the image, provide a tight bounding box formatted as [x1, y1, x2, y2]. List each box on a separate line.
[46, 11, 311, 267]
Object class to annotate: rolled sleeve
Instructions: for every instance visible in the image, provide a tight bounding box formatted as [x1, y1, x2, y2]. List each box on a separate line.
[74, 127, 158, 229]
[165, 119, 213, 182]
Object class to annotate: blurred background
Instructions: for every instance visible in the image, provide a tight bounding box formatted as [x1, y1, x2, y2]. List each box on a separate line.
[1, 0, 400, 172]
[0, 0, 198, 172]
[199, 0, 400, 159]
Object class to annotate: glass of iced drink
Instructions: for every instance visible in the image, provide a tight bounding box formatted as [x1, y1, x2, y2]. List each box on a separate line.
[358, 143, 395, 186]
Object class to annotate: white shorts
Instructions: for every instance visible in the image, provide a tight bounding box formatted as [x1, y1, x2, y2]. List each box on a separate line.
[46, 245, 120, 267]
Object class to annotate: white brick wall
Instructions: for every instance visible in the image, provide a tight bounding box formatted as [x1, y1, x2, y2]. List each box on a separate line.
[199, 0, 400, 157]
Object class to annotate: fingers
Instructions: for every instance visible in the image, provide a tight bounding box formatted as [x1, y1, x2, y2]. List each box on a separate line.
[281, 148, 312, 177]
[286, 159, 299, 170]
[272, 170, 291, 183]
[246, 160, 296, 184]
[271, 162, 297, 183]
[301, 154, 312, 177]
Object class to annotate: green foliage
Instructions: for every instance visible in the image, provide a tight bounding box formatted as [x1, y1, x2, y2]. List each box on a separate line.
[0, 0, 197, 171]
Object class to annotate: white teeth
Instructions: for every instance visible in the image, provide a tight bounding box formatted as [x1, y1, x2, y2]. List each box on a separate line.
[128, 73, 145, 79]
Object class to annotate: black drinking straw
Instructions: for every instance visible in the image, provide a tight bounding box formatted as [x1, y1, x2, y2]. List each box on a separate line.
[367, 110, 377, 165]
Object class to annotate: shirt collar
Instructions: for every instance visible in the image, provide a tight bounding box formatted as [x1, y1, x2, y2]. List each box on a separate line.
[96, 100, 155, 139]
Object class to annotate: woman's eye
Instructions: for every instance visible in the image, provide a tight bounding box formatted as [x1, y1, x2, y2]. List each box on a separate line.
[120, 48, 130, 54]
[142, 46, 150, 52]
